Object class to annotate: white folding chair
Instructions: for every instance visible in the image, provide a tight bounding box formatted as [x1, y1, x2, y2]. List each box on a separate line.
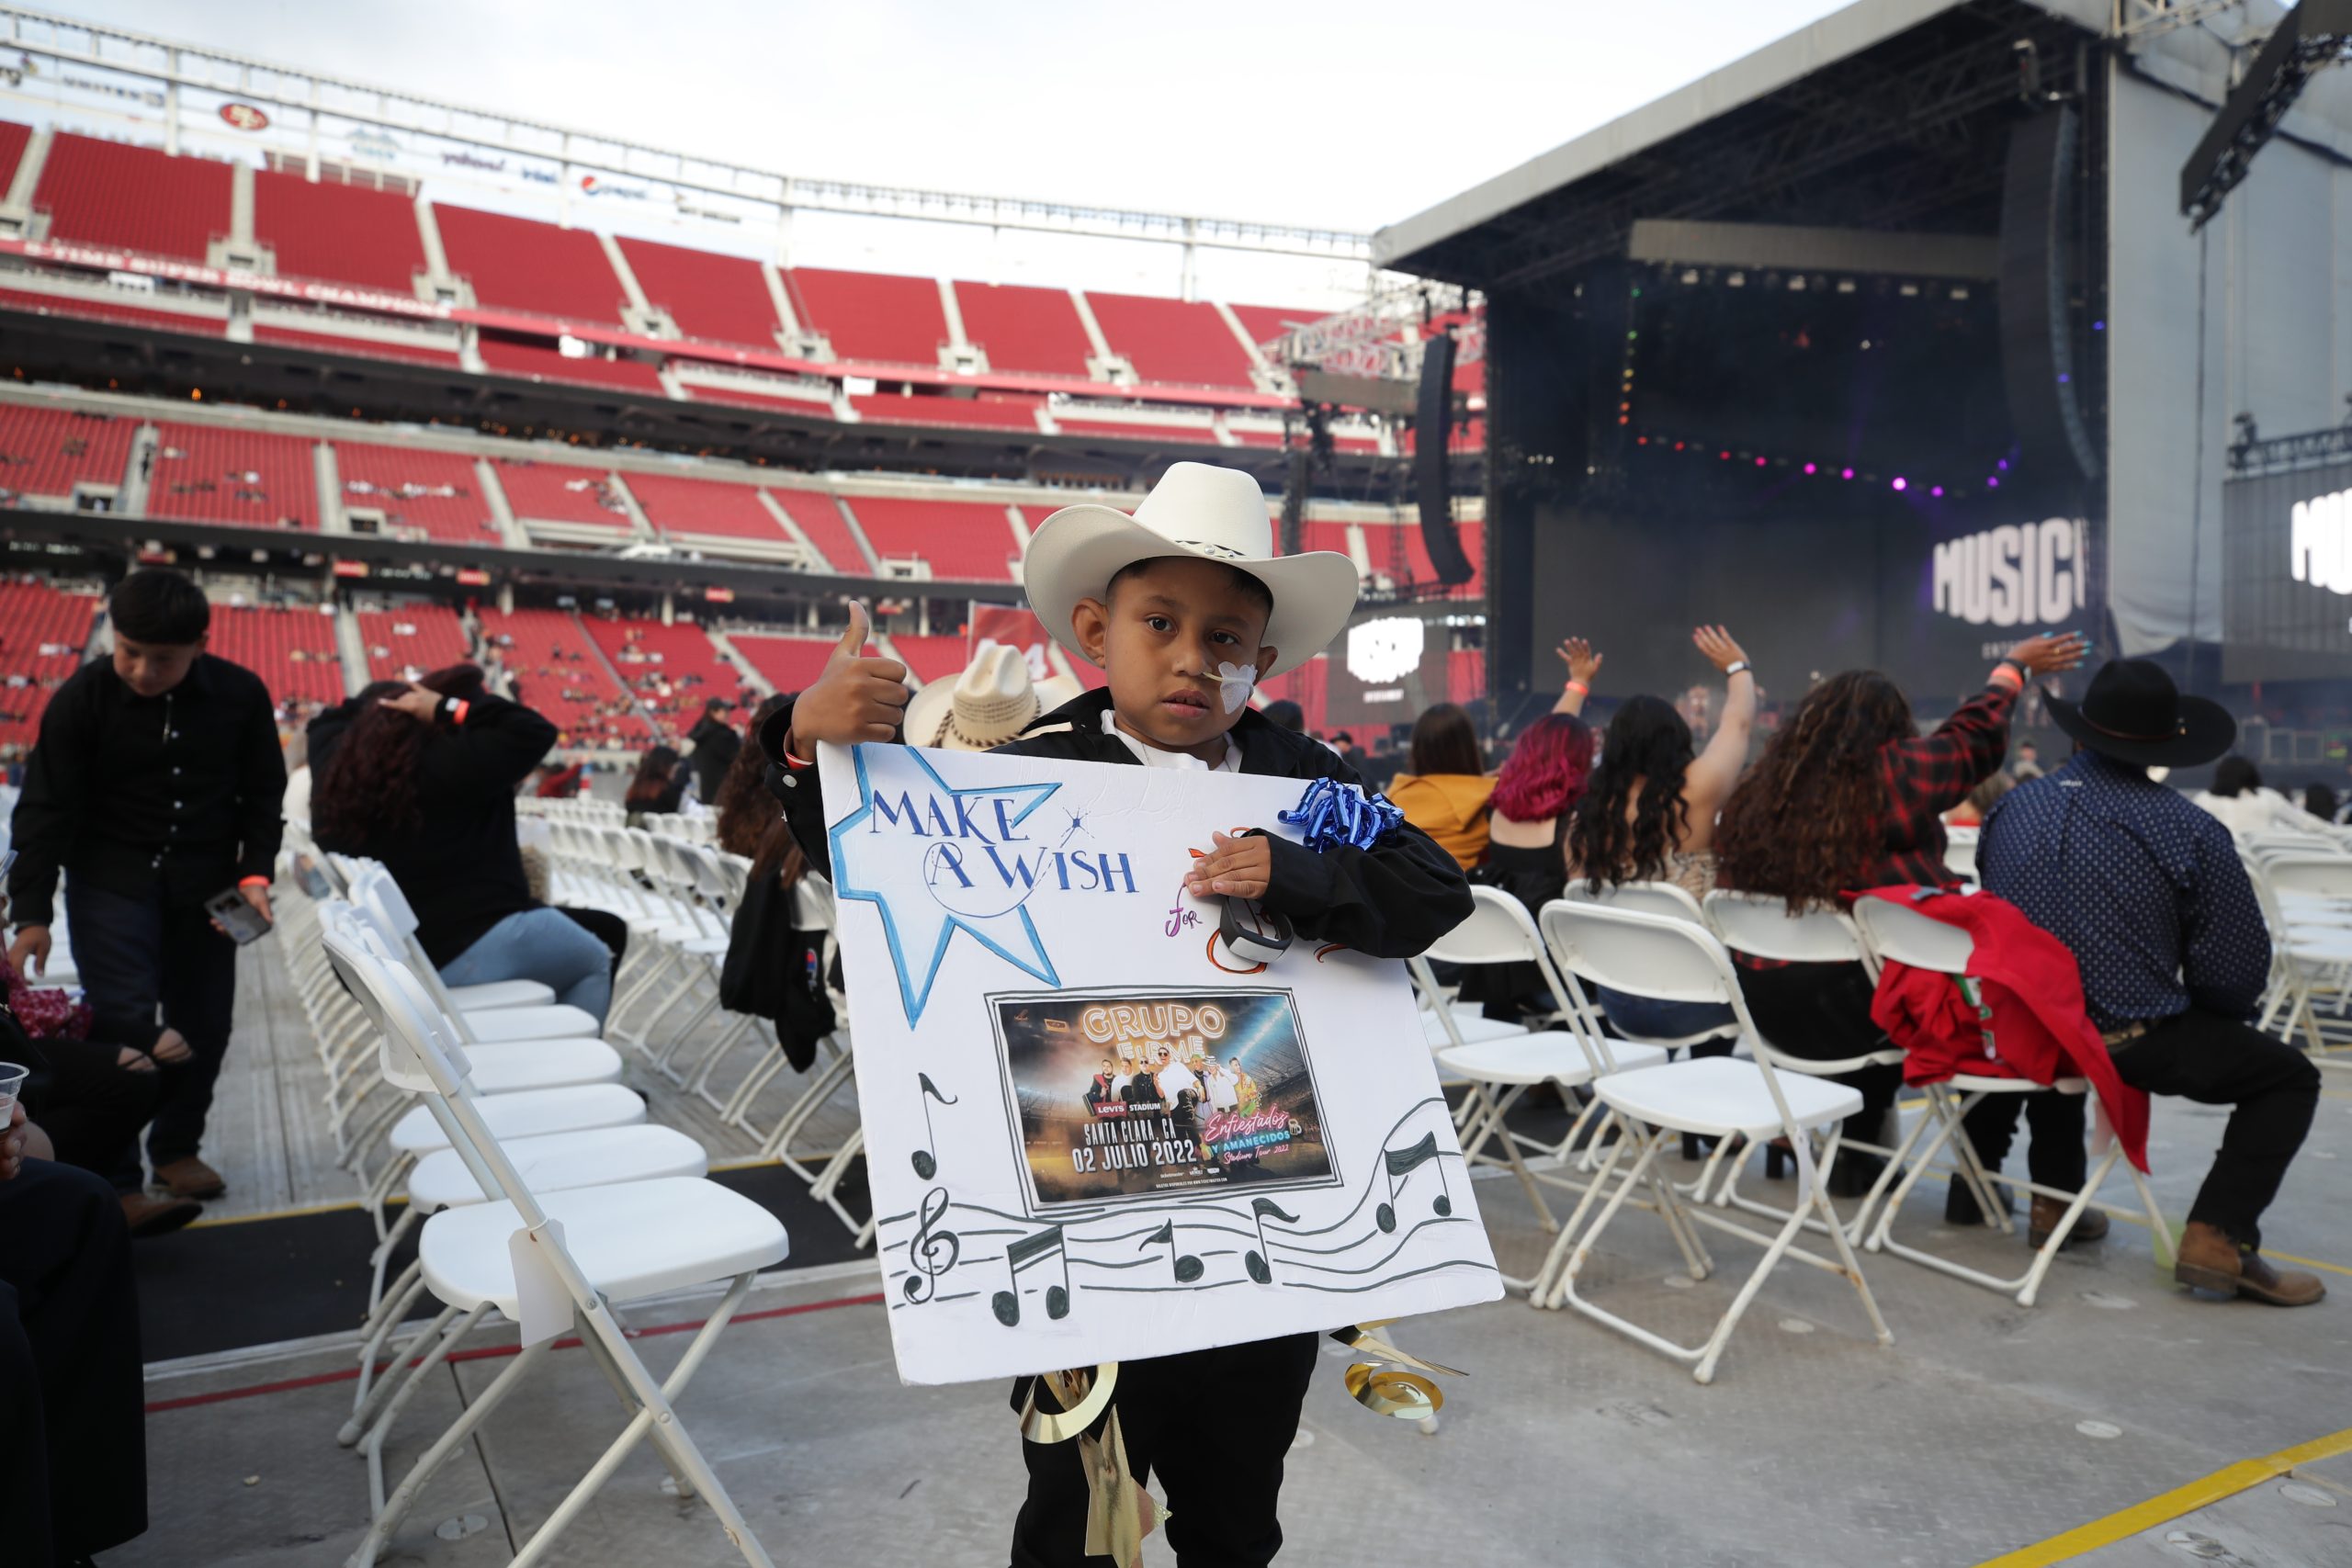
[1699, 889, 1931, 1238]
[319, 919, 786, 1568]
[1850, 894, 2174, 1306]
[1414, 886, 1668, 1281]
[349, 867, 603, 1041]
[2247, 852, 2352, 1060]
[1531, 903, 1891, 1382]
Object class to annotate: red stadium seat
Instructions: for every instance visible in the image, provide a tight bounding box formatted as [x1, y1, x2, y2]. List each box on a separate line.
[476, 337, 667, 393]
[0, 122, 28, 197]
[766, 487, 871, 574]
[1084, 292, 1257, 389]
[435, 206, 628, 324]
[622, 471, 791, 544]
[148, 423, 319, 530]
[357, 607, 470, 682]
[34, 132, 230, 262]
[477, 607, 650, 749]
[491, 459, 636, 531]
[955, 282, 1095, 378]
[616, 237, 781, 348]
[888, 635, 966, 685]
[1225, 303, 1312, 353]
[0, 404, 139, 504]
[0, 287, 226, 337]
[253, 171, 427, 292]
[206, 604, 347, 706]
[843, 494, 1022, 583]
[0, 579, 100, 748]
[790, 268, 946, 367]
[335, 441, 501, 545]
[582, 617, 745, 739]
[850, 391, 1042, 431]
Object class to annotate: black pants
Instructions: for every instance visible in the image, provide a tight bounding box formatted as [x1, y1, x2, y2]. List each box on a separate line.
[1735, 960, 1901, 1142]
[0, 1157, 149, 1565]
[1010, 1333, 1319, 1568]
[64, 879, 238, 1182]
[25, 1037, 163, 1192]
[1961, 1009, 2319, 1250]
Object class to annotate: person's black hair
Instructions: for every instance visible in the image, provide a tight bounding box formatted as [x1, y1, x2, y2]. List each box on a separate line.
[2305, 783, 2340, 821]
[2211, 755, 2262, 798]
[703, 695, 733, 716]
[1261, 698, 1305, 732]
[1408, 703, 1483, 777]
[1106, 557, 1274, 624]
[109, 569, 210, 645]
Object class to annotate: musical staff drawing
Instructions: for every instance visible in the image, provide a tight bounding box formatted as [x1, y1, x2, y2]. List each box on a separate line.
[1374, 1132, 1453, 1235]
[991, 1225, 1070, 1325]
[1244, 1197, 1299, 1284]
[1139, 1220, 1204, 1283]
[902, 1187, 959, 1304]
[910, 1072, 958, 1180]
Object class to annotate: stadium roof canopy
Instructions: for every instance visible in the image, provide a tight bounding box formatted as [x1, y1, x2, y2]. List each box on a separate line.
[1374, 0, 2109, 288]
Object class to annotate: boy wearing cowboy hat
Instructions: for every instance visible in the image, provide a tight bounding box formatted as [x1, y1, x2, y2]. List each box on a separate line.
[764, 461, 1471, 1566]
[1978, 658, 2324, 1306]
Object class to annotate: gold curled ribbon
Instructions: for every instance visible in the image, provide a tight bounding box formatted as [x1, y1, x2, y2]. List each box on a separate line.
[1019, 1362, 1119, 1445]
[1329, 1325, 1465, 1380]
[1345, 1362, 1444, 1420]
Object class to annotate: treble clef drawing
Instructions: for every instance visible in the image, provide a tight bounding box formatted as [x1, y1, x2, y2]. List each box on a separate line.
[902, 1186, 960, 1304]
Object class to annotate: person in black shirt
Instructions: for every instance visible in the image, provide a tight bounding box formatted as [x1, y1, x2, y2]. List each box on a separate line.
[684, 695, 741, 806]
[6, 570, 285, 1202]
[623, 743, 690, 821]
[309, 665, 615, 1022]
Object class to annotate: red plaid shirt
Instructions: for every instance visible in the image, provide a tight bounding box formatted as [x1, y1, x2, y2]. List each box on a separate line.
[1726, 679, 2017, 966]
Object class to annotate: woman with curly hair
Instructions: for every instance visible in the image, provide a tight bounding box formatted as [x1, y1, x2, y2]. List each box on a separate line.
[715, 694, 807, 895]
[1566, 626, 1756, 1043]
[1712, 633, 2086, 1183]
[309, 663, 616, 1021]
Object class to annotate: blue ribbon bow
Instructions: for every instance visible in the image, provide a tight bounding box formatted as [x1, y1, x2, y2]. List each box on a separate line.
[1278, 777, 1405, 853]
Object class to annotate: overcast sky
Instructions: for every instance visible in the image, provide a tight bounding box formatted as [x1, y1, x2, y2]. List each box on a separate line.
[50, 0, 1854, 302]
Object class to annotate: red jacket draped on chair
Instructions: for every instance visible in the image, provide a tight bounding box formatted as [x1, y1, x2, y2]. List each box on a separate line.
[1860, 886, 2150, 1172]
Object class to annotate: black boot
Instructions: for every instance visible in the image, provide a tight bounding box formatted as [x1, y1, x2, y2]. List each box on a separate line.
[1945, 1172, 2014, 1226]
[1826, 1151, 1886, 1200]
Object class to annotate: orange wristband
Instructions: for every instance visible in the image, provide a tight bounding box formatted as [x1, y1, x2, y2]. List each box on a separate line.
[1988, 663, 2024, 693]
[238, 875, 270, 888]
[1564, 680, 1589, 697]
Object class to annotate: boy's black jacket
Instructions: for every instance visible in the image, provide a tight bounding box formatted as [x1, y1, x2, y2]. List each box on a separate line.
[762, 686, 1471, 959]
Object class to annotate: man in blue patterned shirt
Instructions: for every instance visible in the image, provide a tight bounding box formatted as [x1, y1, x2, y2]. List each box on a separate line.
[1977, 660, 2322, 1305]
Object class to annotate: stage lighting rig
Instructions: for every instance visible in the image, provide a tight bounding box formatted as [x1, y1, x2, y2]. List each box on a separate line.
[2180, 0, 2352, 230]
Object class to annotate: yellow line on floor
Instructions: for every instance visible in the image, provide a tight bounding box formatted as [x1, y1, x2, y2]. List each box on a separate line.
[2066, 1208, 2352, 1278]
[187, 1197, 367, 1228]
[1974, 1424, 2352, 1567]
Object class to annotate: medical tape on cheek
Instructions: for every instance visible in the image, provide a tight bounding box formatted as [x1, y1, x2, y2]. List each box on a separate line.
[1215, 661, 1257, 714]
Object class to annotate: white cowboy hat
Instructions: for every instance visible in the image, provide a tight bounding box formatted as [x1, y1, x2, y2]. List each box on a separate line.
[903, 639, 1078, 751]
[1023, 461, 1358, 679]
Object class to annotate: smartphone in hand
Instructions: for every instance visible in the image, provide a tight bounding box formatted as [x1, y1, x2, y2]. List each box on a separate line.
[205, 886, 273, 945]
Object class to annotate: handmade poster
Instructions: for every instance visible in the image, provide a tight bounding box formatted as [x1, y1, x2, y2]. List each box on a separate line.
[820, 739, 1502, 1386]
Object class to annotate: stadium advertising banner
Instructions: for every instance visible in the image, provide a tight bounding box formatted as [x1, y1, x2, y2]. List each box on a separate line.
[2223, 459, 2352, 683]
[817, 740, 1499, 1385]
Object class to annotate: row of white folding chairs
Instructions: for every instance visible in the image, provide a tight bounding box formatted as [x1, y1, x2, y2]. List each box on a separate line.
[535, 816, 870, 1235]
[523, 795, 627, 827]
[318, 906, 783, 1567]
[2241, 847, 2352, 1064]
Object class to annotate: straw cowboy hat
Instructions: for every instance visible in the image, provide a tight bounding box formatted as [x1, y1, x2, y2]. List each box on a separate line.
[902, 639, 1081, 752]
[2047, 658, 2235, 770]
[1023, 461, 1358, 679]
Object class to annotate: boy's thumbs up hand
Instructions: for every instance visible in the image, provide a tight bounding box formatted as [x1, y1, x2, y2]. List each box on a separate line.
[786, 602, 910, 754]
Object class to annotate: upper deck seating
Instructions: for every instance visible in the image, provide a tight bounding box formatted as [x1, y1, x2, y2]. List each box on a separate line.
[765, 487, 870, 573]
[334, 441, 500, 544]
[0, 404, 138, 503]
[843, 495, 1020, 582]
[789, 268, 946, 367]
[851, 392, 1042, 430]
[147, 423, 319, 530]
[252, 171, 426, 292]
[622, 471, 790, 544]
[435, 206, 628, 324]
[954, 282, 1096, 378]
[616, 237, 781, 347]
[205, 604, 347, 706]
[1083, 292, 1256, 389]
[476, 337, 666, 394]
[35, 132, 230, 262]
[490, 459, 636, 531]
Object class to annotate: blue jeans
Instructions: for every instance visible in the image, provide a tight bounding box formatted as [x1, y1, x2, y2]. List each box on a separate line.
[439, 908, 614, 1026]
[1596, 985, 1736, 1052]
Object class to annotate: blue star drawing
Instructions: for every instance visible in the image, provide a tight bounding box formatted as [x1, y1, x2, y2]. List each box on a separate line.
[829, 744, 1064, 1025]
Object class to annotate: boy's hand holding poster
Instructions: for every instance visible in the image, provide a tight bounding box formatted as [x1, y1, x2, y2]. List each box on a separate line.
[820, 739, 1502, 1385]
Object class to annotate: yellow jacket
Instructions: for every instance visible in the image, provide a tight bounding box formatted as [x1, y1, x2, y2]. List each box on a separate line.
[1387, 772, 1496, 870]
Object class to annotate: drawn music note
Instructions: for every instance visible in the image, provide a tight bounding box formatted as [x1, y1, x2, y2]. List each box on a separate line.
[1374, 1131, 1453, 1234]
[1140, 1219, 1204, 1283]
[902, 1187, 959, 1304]
[1244, 1197, 1298, 1284]
[990, 1224, 1070, 1325]
[910, 1072, 958, 1180]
